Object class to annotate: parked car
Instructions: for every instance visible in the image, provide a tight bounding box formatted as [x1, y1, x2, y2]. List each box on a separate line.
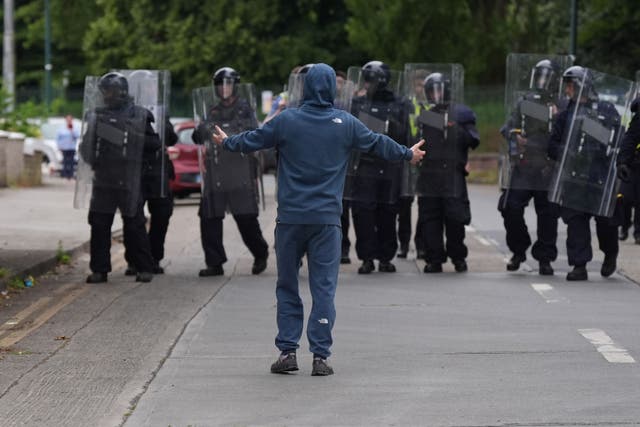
[170, 121, 202, 198]
[23, 117, 82, 176]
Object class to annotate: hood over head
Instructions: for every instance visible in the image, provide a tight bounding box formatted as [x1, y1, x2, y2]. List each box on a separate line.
[302, 63, 335, 107]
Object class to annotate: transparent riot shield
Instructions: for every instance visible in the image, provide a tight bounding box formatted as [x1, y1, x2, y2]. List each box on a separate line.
[192, 83, 261, 218]
[115, 69, 171, 197]
[499, 54, 574, 193]
[549, 69, 635, 217]
[403, 63, 465, 197]
[74, 74, 149, 217]
[343, 65, 408, 204]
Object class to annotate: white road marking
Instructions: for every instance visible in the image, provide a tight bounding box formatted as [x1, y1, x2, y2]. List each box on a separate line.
[531, 283, 562, 303]
[465, 225, 476, 232]
[488, 238, 500, 246]
[474, 235, 491, 246]
[578, 329, 636, 364]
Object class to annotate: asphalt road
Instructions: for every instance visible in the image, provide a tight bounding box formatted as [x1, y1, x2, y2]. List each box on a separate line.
[0, 177, 639, 427]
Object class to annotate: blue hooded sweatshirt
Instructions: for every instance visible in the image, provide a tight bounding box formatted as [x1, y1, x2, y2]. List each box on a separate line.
[223, 63, 413, 225]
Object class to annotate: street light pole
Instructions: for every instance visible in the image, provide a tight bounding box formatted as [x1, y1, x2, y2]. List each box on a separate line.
[3, 0, 15, 111]
[44, 0, 52, 114]
[570, 0, 578, 56]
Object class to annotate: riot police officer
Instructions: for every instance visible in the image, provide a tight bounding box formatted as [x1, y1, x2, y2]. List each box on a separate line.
[192, 67, 269, 276]
[78, 72, 159, 283]
[499, 59, 561, 275]
[123, 70, 178, 276]
[548, 66, 621, 281]
[617, 98, 640, 241]
[348, 61, 411, 274]
[416, 71, 479, 273]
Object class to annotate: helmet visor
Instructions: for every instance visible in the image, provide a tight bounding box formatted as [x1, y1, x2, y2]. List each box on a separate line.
[426, 82, 445, 105]
[216, 77, 236, 99]
[531, 67, 554, 91]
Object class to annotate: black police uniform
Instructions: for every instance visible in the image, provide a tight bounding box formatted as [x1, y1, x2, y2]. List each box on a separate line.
[80, 99, 159, 280]
[192, 96, 268, 274]
[417, 103, 479, 271]
[124, 118, 178, 273]
[617, 98, 640, 242]
[498, 91, 559, 270]
[350, 88, 411, 269]
[548, 98, 621, 273]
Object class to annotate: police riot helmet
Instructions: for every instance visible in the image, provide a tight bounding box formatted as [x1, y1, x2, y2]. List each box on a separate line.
[530, 59, 559, 92]
[98, 72, 129, 107]
[362, 61, 391, 91]
[423, 72, 451, 105]
[213, 67, 240, 99]
[562, 65, 595, 100]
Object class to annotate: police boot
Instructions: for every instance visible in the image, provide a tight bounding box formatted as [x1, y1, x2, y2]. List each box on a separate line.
[453, 259, 467, 273]
[86, 272, 108, 284]
[566, 265, 588, 281]
[600, 254, 617, 278]
[538, 261, 554, 276]
[397, 243, 409, 259]
[340, 249, 351, 264]
[358, 260, 375, 274]
[136, 272, 153, 283]
[506, 254, 526, 271]
[252, 257, 268, 275]
[619, 227, 629, 241]
[378, 261, 396, 273]
[199, 265, 224, 277]
[423, 262, 443, 273]
[124, 265, 137, 276]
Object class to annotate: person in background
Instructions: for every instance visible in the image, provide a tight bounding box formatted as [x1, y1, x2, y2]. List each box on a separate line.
[56, 115, 80, 179]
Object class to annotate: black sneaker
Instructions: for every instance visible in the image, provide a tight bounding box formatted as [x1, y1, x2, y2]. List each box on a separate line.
[539, 261, 554, 276]
[311, 357, 334, 376]
[86, 272, 107, 283]
[252, 257, 268, 275]
[270, 352, 298, 374]
[358, 260, 375, 274]
[199, 265, 224, 277]
[506, 254, 526, 271]
[124, 265, 137, 276]
[600, 255, 617, 277]
[136, 272, 153, 283]
[378, 261, 396, 273]
[566, 265, 588, 281]
[619, 227, 629, 241]
[423, 262, 443, 273]
[453, 259, 467, 273]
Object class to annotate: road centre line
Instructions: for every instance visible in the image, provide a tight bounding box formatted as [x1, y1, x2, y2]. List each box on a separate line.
[578, 328, 636, 364]
[474, 235, 491, 246]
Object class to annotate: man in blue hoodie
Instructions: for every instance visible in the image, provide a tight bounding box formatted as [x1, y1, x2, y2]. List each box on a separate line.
[210, 63, 425, 376]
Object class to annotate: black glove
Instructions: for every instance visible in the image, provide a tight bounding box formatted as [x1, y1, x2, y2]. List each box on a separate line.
[618, 164, 632, 182]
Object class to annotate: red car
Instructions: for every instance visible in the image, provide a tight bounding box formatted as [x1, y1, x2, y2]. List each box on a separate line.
[168, 121, 201, 198]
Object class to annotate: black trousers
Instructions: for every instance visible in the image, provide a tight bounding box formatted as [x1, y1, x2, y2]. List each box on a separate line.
[124, 195, 174, 266]
[341, 199, 351, 255]
[199, 208, 269, 267]
[498, 189, 558, 262]
[89, 209, 155, 274]
[621, 201, 640, 237]
[351, 200, 398, 262]
[418, 196, 470, 264]
[561, 207, 618, 267]
[397, 196, 413, 249]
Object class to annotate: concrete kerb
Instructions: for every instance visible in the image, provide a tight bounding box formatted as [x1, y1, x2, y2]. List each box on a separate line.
[1, 227, 123, 293]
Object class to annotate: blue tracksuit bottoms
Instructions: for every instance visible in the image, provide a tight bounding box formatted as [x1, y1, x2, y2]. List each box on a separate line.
[274, 223, 341, 358]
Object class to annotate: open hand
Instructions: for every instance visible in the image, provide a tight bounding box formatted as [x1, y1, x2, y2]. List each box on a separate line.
[212, 125, 228, 145]
[410, 139, 426, 165]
